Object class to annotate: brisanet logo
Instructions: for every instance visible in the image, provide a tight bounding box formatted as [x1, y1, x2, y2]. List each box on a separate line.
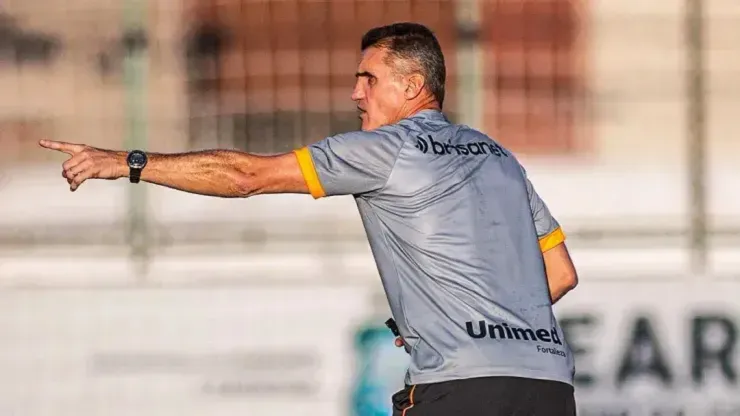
[466, 320, 567, 357]
[416, 135, 509, 157]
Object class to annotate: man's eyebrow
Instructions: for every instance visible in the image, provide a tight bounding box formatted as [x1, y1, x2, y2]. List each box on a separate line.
[355, 71, 375, 78]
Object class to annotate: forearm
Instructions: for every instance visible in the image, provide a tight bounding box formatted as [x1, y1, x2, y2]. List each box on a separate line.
[139, 150, 258, 197]
[542, 244, 578, 305]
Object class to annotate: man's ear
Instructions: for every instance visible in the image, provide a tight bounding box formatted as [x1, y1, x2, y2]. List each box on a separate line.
[404, 73, 425, 100]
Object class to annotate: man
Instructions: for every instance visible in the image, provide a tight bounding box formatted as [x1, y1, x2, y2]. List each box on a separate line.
[40, 22, 579, 415]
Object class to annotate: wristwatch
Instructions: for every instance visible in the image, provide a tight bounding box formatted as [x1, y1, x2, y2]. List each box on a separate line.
[126, 150, 148, 183]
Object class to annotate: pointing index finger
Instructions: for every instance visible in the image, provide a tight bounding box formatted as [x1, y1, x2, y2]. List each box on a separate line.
[39, 139, 85, 155]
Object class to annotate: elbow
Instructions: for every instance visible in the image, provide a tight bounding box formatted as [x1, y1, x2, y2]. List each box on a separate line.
[562, 270, 579, 292]
[550, 270, 578, 305]
[230, 153, 278, 197]
[230, 158, 263, 197]
[233, 170, 260, 197]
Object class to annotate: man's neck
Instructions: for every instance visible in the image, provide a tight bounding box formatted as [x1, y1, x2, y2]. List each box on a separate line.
[396, 100, 441, 122]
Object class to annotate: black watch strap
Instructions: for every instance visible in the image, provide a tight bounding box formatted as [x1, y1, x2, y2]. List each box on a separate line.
[130, 168, 142, 183]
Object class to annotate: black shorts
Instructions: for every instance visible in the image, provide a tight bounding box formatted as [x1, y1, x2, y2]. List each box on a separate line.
[391, 376, 576, 416]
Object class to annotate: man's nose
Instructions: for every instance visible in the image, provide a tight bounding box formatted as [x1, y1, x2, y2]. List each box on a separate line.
[351, 85, 364, 101]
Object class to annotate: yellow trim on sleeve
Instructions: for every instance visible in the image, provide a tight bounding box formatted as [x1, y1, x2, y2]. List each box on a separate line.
[539, 227, 566, 252]
[293, 147, 326, 199]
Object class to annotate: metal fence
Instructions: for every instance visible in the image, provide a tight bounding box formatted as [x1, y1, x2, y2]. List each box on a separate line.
[0, 0, 738, 277]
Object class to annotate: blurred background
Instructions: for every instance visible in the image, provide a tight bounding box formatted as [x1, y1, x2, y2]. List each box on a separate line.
[0, 0, 738, 415]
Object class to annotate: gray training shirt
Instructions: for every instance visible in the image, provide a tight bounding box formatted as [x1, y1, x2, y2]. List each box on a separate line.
[294, 109, 574, 387]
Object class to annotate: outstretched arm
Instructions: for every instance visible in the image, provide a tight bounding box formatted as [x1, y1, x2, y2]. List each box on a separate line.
[38, 140, 309, 197]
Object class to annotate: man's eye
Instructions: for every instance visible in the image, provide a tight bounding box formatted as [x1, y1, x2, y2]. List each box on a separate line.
[368, 77, 377, 86]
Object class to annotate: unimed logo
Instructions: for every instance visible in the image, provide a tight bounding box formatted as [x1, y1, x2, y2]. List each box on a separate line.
[415, 135, 509, 157]
[466, 320, 563, 345]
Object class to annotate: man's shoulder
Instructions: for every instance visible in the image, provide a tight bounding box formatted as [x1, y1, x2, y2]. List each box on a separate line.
[452, 124, 498, 142]
[314, 126, 409, 149]
[309, 126, 411, 163]
[336, 124, 417, 149]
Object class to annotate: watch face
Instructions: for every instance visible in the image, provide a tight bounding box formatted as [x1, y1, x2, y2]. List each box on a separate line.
[127, 151, 147, 169]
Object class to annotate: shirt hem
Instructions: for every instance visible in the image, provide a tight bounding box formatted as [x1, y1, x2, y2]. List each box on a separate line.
[407, 367, 574, 387]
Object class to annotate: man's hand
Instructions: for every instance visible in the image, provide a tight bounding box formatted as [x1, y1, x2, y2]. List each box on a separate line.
[39, 140, 126, 192]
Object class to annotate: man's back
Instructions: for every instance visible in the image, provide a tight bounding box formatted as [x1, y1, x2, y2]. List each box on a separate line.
[299, 109, 575, 386]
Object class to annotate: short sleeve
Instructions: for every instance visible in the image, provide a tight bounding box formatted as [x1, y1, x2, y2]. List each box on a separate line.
[522, 167, 566, 252]
[293, 129, 404, 198]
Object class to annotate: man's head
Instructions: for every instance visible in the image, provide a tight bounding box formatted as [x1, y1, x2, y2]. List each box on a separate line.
[353, 22, 446, 131]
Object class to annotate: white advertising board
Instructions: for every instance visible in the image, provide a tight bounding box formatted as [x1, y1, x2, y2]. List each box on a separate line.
[0, 286, 375, 416]
[555, 279, 740, 416]
[0, 278, 738, 416]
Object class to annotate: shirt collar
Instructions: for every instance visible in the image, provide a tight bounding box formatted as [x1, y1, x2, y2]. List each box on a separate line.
[410, 109, 449, 123]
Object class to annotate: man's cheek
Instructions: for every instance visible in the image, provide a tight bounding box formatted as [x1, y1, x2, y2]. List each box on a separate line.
[382, 85, 402, 102]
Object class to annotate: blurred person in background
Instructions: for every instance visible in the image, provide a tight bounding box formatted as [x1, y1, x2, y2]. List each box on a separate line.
[40, 22, 579, 416]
